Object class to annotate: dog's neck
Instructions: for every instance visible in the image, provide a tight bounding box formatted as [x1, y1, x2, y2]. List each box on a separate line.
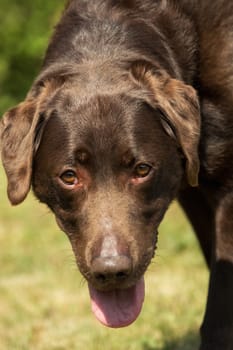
[42, 0, 198, 86]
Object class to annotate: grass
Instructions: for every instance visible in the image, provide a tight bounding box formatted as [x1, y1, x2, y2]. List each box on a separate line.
[0, 164, 209, 350]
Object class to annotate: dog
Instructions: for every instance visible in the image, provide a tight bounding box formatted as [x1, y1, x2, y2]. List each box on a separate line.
[1, 1, 233, 348]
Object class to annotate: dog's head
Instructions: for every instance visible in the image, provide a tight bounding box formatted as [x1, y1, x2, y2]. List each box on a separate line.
[0, 60, 200, 327]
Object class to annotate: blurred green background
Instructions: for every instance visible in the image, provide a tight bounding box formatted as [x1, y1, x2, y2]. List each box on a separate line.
[0, 0, 64, 115]
[0, 1, 209, 349]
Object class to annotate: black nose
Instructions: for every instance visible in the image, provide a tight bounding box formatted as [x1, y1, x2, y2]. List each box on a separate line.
[91, 255, 132, 284]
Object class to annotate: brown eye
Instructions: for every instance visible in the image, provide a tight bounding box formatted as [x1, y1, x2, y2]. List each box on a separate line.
[134, 163, 152, 178]
[60, 170, 78, 185]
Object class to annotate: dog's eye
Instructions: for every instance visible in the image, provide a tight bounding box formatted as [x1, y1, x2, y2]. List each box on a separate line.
[60, 170, 78, 185]
[134, 164, 152, 178]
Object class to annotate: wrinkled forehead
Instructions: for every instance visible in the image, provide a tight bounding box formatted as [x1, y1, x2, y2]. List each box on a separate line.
[58, 92, 140, 141]
[39, 93, 147, 164]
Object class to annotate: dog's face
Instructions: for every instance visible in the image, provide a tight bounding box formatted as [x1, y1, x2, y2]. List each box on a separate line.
[32, 91, 182, 283]
[0, 61, 200, 328]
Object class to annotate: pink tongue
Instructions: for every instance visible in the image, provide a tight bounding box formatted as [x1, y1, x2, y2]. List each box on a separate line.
[88, 277, 145, 328]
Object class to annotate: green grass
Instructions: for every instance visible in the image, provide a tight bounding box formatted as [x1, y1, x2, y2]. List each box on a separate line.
[0, 165, 208, 350]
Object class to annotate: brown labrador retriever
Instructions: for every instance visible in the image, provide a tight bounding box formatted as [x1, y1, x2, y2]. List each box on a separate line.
[1, 1, 233, 348]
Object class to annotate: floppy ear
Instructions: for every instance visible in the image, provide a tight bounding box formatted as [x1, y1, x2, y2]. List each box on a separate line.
[131, 61, 201, 187]
[0, 80, 60, 205]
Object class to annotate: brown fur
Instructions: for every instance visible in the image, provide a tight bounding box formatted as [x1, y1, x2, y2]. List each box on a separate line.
[1, 1, 233, 348]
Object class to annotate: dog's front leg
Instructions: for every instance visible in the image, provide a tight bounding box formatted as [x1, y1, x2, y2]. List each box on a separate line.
[200, 193, 233, 350]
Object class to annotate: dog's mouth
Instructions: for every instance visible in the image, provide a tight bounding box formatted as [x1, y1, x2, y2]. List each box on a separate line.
[88, 277, 145, 328]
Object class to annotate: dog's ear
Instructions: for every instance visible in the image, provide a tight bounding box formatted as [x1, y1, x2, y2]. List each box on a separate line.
[0, 79, 61, 205]
[131, 61, 201, 187]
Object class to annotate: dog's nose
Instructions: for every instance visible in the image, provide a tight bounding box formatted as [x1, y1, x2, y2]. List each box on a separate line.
[91, 255, 132, 284]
